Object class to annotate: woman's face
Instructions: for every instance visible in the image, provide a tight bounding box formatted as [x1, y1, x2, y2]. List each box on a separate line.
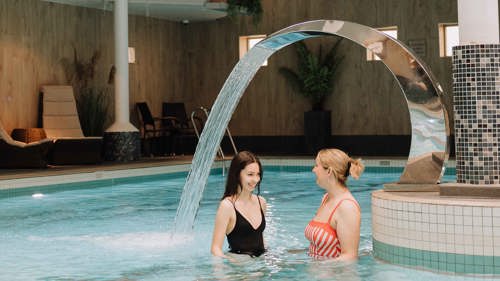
[312, 156, 329, 188]
[239, 162, 261, 193]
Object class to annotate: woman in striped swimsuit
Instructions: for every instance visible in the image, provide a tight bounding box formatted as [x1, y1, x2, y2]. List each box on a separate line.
[305, 148, 364, 261]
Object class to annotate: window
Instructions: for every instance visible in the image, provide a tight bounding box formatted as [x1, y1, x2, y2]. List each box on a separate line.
[367, 26, 398, 61]
[439, 23, 459, 57]
[239, 34, 268, 66]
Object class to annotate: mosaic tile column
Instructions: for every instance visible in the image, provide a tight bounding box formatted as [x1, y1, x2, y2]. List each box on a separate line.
[103, 131, 141, 162]
[452, 44, 500, 184]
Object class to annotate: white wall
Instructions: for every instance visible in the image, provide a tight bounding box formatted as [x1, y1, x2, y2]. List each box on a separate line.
[458, 0, 499, 44]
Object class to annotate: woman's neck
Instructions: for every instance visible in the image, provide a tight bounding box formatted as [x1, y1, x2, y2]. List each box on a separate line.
[326, 182, 348, 199]
[236, 188, 253, 202]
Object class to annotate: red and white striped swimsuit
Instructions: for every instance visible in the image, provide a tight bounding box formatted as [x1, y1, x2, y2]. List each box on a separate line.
[304, 196, 359, 259]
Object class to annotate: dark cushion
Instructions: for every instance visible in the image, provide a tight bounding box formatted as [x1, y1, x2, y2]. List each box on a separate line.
[0, 139, 53, 168]
[49, 138, 103, 165]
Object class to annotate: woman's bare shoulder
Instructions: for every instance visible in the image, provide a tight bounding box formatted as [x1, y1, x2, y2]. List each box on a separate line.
[218, 197, 234, 210]
[337, 198, 360, 214]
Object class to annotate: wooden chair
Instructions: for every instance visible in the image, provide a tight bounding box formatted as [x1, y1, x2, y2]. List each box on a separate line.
[162, 102, 199, 155]
[136, 102, 174, 156]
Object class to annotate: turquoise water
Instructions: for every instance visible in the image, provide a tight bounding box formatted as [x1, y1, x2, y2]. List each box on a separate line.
[0, 167, 488, 281]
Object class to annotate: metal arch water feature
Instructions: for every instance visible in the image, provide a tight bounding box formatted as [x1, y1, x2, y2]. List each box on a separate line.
[173, 20, 450, 233]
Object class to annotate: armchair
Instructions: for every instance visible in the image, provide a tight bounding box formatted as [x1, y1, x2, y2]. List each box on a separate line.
[136, 102, 173, 156]
[0, 122, 53, 168]
[162, 102, 199, 155]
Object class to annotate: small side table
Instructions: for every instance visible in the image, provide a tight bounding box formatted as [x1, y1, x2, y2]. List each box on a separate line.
[11, 128, 47, 143]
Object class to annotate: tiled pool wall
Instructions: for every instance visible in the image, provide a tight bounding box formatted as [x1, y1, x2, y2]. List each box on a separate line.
[371, 43, 500, 275]
[372, 191, 500, 275]
[261, 158, 455, 174]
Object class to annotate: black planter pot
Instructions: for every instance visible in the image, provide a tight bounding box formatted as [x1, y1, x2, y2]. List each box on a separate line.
[304, 110, 331, 154]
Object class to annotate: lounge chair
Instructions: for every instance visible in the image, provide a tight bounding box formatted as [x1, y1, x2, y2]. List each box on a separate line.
[40, 85, 103, 165]
[0, 121, 53, 168]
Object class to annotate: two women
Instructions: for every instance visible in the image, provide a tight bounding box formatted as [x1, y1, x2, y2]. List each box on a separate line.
[211, 148, 363, 261]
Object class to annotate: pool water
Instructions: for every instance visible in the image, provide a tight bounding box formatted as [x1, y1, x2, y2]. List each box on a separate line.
[0, 167, 491, 280]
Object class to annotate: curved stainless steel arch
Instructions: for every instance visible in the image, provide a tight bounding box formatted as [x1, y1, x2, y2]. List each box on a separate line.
[174, 20, 450, 232]
[258, 20, 450, 184]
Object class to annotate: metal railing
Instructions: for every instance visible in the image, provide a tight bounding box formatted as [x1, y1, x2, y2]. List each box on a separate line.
[191, 107, 238, 175]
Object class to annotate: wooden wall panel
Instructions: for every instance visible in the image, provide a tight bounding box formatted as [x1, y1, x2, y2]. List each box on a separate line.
[182, 0, 457, 136]
[0, 0, 182, 134]
[0, 0, 457, 139]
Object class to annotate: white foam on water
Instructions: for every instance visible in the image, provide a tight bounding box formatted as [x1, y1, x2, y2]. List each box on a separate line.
[27, 232, 195, 251]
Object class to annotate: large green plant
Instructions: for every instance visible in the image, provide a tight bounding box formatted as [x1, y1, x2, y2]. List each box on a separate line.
[227, 0, 263, 24]
[61, 48, 111, 136]
[76, 87, 110, 137]
[279, 39, 344, 111]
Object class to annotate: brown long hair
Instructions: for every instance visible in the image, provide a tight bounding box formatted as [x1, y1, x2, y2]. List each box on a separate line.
[221, 151, 263, 200]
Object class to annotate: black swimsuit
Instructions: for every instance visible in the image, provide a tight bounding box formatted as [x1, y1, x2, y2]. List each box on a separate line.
[226, 198, 266, 257]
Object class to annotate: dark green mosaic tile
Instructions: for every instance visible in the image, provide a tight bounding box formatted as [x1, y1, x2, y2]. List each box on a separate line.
[373, 239, 499, 275]
[455, 264, 466, 273]
[473, 265, 485, 274]
[430, 252, 439, 262]
[485, 266, 494, 274]
[423, 251, 431, 261]
[446, 263, 456, 272]
[446, 253, 456, 263]
[364, 166, 404, 173]
[474, 255, 485, 265]
[465, 255, 475, 265]
[439, 252, 447, 262]
[464, 264, 475, 274]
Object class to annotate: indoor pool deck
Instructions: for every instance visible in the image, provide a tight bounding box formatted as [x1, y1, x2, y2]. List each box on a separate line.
[0, 155, 199, 190]
[0, 155, 196, 181]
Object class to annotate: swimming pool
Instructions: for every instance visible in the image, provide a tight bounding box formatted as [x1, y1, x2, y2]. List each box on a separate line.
[0, 166, 489, 280]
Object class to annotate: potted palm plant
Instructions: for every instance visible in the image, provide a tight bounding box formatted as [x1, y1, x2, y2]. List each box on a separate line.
[60, 48, 111, 137]
[279, 38, 344, 153]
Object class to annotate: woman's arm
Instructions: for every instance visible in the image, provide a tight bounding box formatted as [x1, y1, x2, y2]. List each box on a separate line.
[211, 199, 233, 257]
[333, 200, 361, 261]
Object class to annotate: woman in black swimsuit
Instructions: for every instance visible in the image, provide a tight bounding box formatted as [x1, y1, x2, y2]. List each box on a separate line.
[211, 151, 267, 258]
